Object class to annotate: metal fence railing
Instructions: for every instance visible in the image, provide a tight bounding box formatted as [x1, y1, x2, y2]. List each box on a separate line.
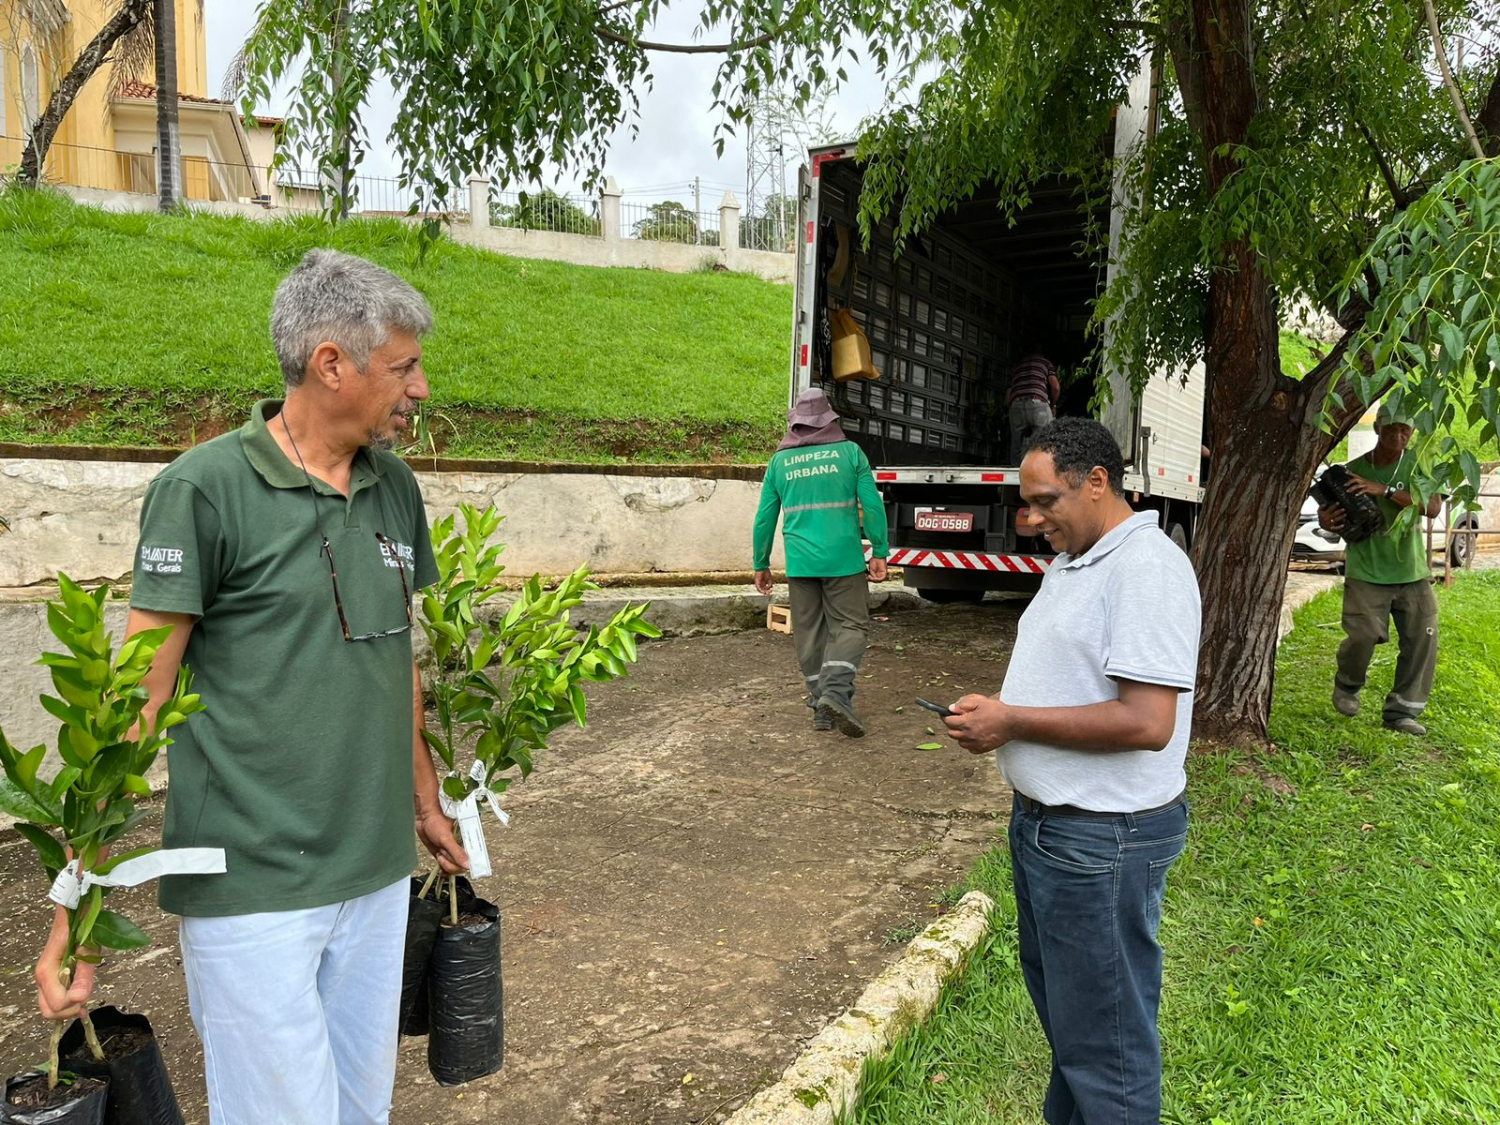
[344, 174, 470, 218]
[2, 135, 798, 256]
[740, 215, 798, 253]
[0, 136, 471, 217]
[489, 189, 600, 235]
[619, 198, 723, 245]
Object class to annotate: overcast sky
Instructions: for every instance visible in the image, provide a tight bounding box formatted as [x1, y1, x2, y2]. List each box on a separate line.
[203, 2, 896, 206]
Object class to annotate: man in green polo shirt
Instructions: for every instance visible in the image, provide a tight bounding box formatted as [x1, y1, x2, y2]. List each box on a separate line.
[753, 388, 890, 737]
[34, 250, 469, 1125]
[1318, 397, 1442, 735]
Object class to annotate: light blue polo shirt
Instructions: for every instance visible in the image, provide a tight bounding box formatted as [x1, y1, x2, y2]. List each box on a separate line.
[996, 511, 1201, 811]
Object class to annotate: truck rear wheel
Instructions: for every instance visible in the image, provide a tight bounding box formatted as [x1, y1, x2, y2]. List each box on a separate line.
[1167, 522, 1189, 553]
[916, 588, 986, 605]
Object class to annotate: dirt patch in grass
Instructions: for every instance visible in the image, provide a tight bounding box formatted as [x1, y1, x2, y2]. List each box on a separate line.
[0, 385, 781, 465]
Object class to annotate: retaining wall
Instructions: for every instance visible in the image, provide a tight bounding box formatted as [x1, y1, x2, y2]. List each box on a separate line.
[0, 451, 776, 588]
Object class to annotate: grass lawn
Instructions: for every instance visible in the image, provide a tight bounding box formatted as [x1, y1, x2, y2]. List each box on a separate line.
[0, 189, 792, 463]
[848, 571, 1500, 1124]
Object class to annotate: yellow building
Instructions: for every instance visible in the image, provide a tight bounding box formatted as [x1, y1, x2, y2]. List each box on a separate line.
[1, 0, 281, 202]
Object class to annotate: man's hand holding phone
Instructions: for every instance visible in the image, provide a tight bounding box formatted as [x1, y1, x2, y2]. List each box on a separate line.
[943, 693, 1014, 755]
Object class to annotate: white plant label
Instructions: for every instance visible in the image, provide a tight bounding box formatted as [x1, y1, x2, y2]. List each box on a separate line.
[48, 848, 227, 910]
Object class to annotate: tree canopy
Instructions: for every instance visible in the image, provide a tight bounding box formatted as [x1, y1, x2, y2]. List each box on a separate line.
[231, 0, 918, 216]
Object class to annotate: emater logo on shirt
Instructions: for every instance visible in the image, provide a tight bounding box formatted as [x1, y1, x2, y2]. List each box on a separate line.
[139, 545, 185, 574]
[379, 538, 416, 570]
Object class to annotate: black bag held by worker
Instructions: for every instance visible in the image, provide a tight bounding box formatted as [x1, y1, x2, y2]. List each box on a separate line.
[2, 1072, 109, 1125]
[426, 877, 504, 1086]
[1310, 464, 1384, 544]
[400, 876, 446, 1036]
[57, 1007, 181, 1125]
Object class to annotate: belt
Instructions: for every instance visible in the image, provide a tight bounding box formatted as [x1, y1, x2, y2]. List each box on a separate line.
[1013, 395, 1051, 405]
[1011, 790, 1185, 820]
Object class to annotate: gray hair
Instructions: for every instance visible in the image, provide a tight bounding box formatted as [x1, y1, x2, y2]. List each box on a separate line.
[270, 249, 434, 387]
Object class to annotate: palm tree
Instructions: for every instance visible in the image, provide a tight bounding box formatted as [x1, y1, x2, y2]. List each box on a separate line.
[153, 0, 180, 211]
[16, 0, 199, 209]
[17, 0, 152, 188]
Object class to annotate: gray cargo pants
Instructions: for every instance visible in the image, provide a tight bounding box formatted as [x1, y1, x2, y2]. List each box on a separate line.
[788, 573, 871, 711]
[1336, 577, 1439, 722]
[1009, 398, 1053, 461]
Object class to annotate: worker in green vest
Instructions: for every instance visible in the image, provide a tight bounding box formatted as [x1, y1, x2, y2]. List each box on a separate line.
[1319, 396, 1441, 735]
[753, 389, 890, 737]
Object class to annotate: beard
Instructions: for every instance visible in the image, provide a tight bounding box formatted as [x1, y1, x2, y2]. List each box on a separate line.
[368, 430, 398, 452]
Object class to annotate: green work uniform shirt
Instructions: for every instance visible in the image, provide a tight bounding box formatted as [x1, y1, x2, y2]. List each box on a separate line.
[130, 400, 438, 917]
[1342, 453, 1431, 586]
[752, 440, 889, 577]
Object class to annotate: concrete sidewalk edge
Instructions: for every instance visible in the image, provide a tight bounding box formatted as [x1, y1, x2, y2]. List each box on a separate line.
[724, 890, 997, 1125]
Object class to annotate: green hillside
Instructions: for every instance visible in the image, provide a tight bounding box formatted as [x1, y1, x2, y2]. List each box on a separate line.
[0, 189, 793, 463]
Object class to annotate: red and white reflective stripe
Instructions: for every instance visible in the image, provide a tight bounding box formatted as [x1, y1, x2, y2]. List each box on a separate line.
[869, 468, 1016, 485]
[866, 547, 1050, 574]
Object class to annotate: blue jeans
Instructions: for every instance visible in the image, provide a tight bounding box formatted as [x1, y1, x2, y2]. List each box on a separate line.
[1009, 797, 1188, 1125]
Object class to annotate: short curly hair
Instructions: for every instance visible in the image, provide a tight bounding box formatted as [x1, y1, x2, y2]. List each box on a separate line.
[1025, 417, 1125, 496]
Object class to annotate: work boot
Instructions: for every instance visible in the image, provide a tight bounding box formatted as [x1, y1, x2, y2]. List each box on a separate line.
[818, 699, 866, 739]
[812, 708, 834, 732]
[1332, 687, 1360, 717]
[1383, 716, 1427, 736]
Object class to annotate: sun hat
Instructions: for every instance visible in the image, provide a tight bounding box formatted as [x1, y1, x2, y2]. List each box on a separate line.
[787, 388, 839, 429]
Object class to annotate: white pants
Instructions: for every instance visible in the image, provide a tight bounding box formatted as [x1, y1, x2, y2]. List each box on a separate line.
[179, 878, 407, 1125]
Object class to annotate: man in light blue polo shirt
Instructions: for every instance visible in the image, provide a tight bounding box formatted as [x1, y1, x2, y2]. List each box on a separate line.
[945, 417, 1201, 1125]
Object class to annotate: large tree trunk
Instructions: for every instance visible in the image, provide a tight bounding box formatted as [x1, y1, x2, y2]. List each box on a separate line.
[1169, 0, 1322, 742]
[17, 0, 154, 188]
[1192, 368, 1328, 741]
[155, 0, 182, 210]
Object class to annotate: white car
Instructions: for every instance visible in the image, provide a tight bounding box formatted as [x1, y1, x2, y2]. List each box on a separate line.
[1293, 475, 1481, 570]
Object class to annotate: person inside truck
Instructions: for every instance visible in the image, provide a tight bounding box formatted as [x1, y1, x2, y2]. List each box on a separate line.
[752, 388, 890, 738]
[1005, 343, 1061, 461]
[941, 416, 1200, 1125]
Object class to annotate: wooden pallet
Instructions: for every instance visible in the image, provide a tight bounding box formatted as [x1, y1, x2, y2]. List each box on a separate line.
[766, 603, 793, 634]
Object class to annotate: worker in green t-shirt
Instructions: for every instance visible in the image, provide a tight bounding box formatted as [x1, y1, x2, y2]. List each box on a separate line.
[1317, 397, 1441, 735]
[753, 389, 890, 737]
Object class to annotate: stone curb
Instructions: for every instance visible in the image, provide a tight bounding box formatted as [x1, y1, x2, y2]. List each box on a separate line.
[1278, 574, 1340, 644]
[725, 890, 996, 1125]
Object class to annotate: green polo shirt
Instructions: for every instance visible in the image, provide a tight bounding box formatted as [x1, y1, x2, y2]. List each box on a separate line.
[752, 440, 890, 577]
[131, 400, 438, 917]
[1343, 453, 1432, 586]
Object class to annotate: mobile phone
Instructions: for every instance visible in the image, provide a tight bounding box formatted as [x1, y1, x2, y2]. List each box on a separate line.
[915, 697, 956, 718]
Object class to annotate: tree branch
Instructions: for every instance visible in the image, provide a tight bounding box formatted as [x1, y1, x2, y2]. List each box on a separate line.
[1422, 0, 1486, 159]
[1354, 119, 1412, 207]
[596, 0, 643, 13]
[593, 15, 796, 54]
